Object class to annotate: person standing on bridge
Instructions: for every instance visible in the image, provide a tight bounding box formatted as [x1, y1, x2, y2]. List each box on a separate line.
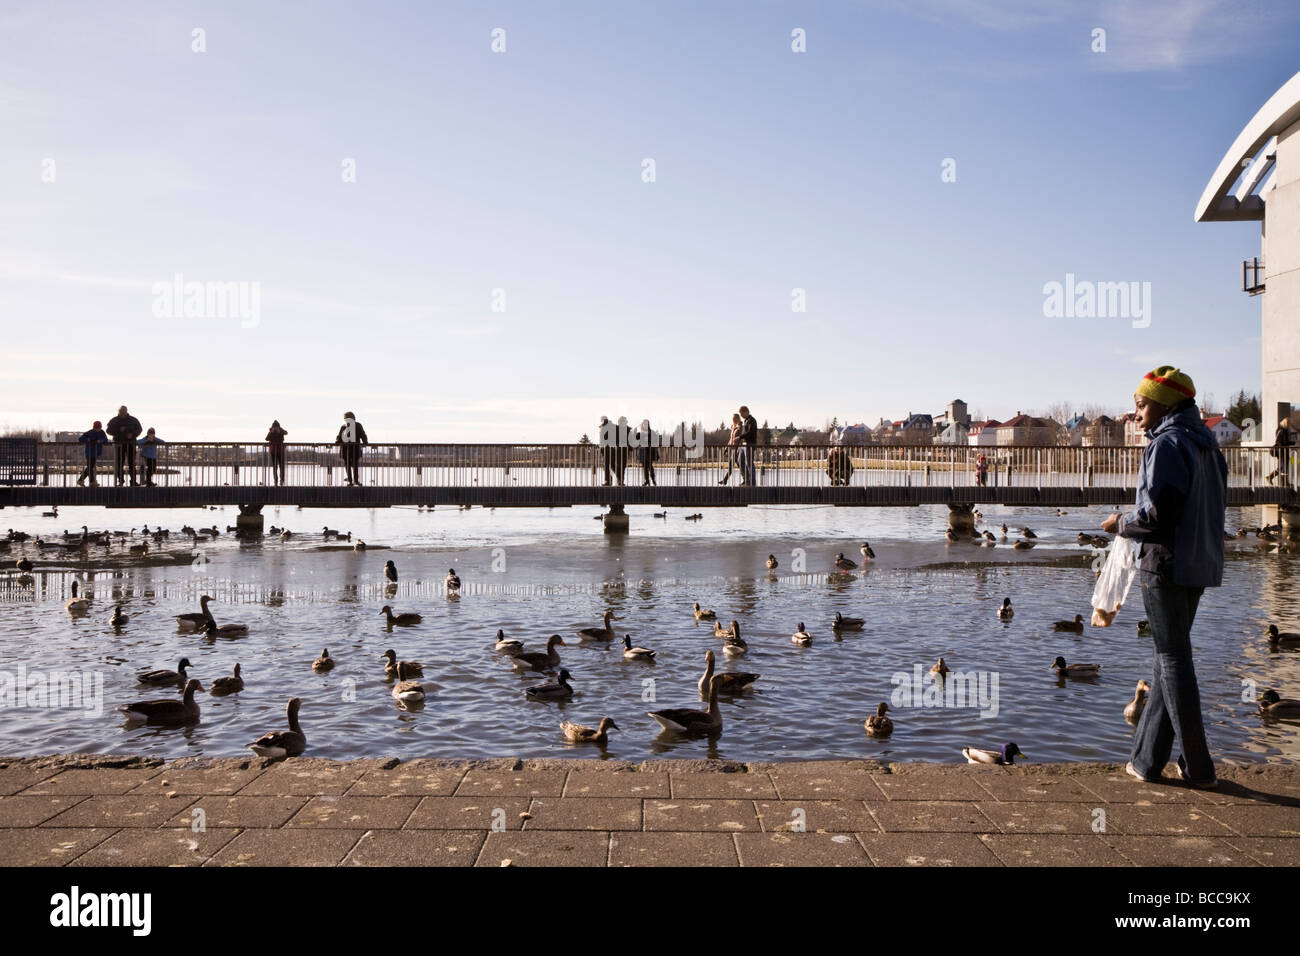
[136, 428, 164, 487]
[736, 405, 758, 486]
[76, 421, 108, 486]
[266, 420, 288, 486]
[336, 411, 368, 486]
[106, 405, 142, 487]
[1102, 366, 1226, 791]
[638, 419, 658, 486]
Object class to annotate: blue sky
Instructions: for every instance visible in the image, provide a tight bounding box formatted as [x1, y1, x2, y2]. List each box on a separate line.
[1, 0, 1295, 442]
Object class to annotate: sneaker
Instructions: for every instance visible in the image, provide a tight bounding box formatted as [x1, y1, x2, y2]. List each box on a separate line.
[1175, 762, 1218, 790]
[1125, 761, 1159, 783]
[76, 476, 85, 487]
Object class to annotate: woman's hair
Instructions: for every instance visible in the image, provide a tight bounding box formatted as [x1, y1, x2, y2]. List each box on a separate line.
[732, 414, 741, 423]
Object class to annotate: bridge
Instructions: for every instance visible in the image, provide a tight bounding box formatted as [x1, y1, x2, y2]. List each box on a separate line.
[1, 441, 1295, 532]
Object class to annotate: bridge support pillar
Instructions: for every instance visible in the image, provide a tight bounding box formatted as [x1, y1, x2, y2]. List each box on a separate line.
[1280, 506, 1300, 541]
[236, 504, 264, 535]
[603, 503, 629, 534]
[948, 503, 976, 536]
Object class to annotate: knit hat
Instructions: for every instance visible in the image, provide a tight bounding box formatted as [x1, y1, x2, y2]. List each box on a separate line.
[93, 421, 102, 428]
[1135, 366, 1195, 408]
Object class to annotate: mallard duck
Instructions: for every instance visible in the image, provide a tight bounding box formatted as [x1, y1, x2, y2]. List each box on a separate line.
[722, 626, 748, 657]
[65, 581, 90, 615]
[1051, 656, 1100, 678]
[944, 529, 959, 545]
[445, 568, 461, 591]
[1076, 532, 1093, 546]
[200, 610, 249, 638]
[649, 674, 723, 735]
[833, 552, 857, 571]
[982, 530, 997, 546]
[354, 540, 367, 551]
[1266, 624, 1300, 647]
[1012, 539, 1034, 550]
[996, 598, 1014, 620]
[380, 605, 422, 627]
[713, 618, 737, 639]
[1137, 619, 1152, 636]
[653, 511, 667, 519]
[864, 702, 893, 737]
[1021, 528, 1037, 539]
[322, 526, 350, 540]
[381, 648, 424, 679]
[791, 622, 812, 646]
[249, 697, 306, 758]
[1258, 689, 1300, 717]
[384, 560, 398, 582]
[929, 657, 950, 678]
[122, 678, 204, 724]
[692, 602, 716, 621]
[511, 634, 566, 672]
[1124, 680, 1149, 722]
[279, 529, 292, 541]
[312, 648, 335, 672]
[698, 650, 759, 696]
[1053, 614, 1084, 633]
[210, 663, 244, 695]
[561, 717, 618, 744]
[622, 635, 655, 660]
[494, 629, 524, 654]
[525, 667, 574, 701]
[15, 557, 33, 572]
[832, 611, 864, 631]
[1000, 523, 1008, 535]
[766, 554, 778, 570]
[1091, 534, 1110, 548]
[860, 542, 875, 560]
[110, 604, 128, 628]
[962, 741, 1024, 765]
[392, 679, 426, 704]
[175, 595, 214, 631]
[577, 610, 621, 641]
[137, 657, 193, 685]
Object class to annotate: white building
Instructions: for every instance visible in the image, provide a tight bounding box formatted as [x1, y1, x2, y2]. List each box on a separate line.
[1202, 415, 1243, 446]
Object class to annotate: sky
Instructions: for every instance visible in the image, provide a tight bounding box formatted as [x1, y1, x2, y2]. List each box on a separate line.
[1, 0, 1296, 442]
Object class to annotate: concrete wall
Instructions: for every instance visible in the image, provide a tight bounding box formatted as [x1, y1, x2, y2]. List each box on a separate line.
[1262, 118, 1300, 438]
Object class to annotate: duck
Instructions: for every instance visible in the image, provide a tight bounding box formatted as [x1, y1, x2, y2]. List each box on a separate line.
[445, 568, 461, 591]
[653, 512, 667, 519]
[1051, 656, 1100, 678]
[1000, 523, 1008, 536]
[1258, 689, 1300, 718]
[312, 648, 335, 672]
[1053, 614, 1084, 633]
[577, 610, 620, 641]
[832, 611, 864, 631]
[1076, 532, 1093, 546]
[982, 530, 997, 546]
[860, 542, 876, 560]
[833, 552, 857, 571]
[525, 667, 574, 701]
[511, 635, 566, 672]
[962, 741, 1024, 765]
[353, 540, 367, 551]
[138, 657, 194, 685]
[622, 635, 655, 661]
[381, 648, 424, 679]
[380, 605, 422, 627]
[722, 626, 748, 657]
[322, 526, 349, 540]
[210, 663, 244, 695]
[650, 674, 724, 735]
[15, 557, 33, 572]
[110, 604, 128, 628]
[249, 697, 306, 758]
[494, 629, 524, 654]
[864, 702, 893, 737]
[279, 529, 292, 541]
[177, 594, 217, 628]
[996, 598, 1014, 620]
[561, 717, 618, 744]
[65, 581, 91, 615]
[392, 678, 426, 704]
[121, 679, 204, 724]
[1124, 680, 1150, 722]
[1266, 624, 1300, 647]
[1012, 539, 1034, 550]
[791, 622, 812, 646]
[128, 540, 149, 555]
[944, 529, 959, 545]
[1021, 528, 1037, 539]
[384, 560, 398, 583]
[713, 618, 737, 639]
[43, 506, 58, 518]
[698, 650, 759, 696]
[198, 615, 249, 639]
[692, 602, 717, 621]
[1137, 619, 1152, 636]
[1091, 534, 1110, 548]
[929, 657, 950, 678]
[765, 554, 778, 570]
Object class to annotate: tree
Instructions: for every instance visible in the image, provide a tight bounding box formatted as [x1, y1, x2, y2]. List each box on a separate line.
[1198, 391, 1217, 417]
[1225, 390, 1260, 427]
[577, 434, 592, 445]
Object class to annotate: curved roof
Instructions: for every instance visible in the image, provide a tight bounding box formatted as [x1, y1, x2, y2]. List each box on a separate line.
[1195, 70, 1300, 222]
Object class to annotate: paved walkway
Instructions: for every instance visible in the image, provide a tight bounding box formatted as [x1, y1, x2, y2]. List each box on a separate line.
[1, 755, 1297, 866]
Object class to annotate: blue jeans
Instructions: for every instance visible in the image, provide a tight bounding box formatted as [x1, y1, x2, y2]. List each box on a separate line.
[1130, 572, 1215, 783]
[738, 446, 755, 485]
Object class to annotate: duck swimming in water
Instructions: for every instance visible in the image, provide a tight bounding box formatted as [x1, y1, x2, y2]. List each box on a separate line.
[692, 602, 717, 621]
[1266, 624, 1300, 648]
[577, 611, 620, 641]
[1051, 656, 1100, 678]
[494, 629, 524, 654]
[380, 606, 422, 627]
[525, 668, 575, 701]
[1258, 689, 1300, 717]
[122, 679, 204, 724]
[1124, 680, 1149, 723]
[791, 622, 812, 646]
[511, 635, 566, 672]
[312, 648, 335, 672]
[833, 553, 857, 571]
[622, 635, 656, 661]
[996, 598, 1014, 620]
[864, 702, 893, 737]
[210, 663, 244, 696]
[649, 674, 723, 735]
[832, 611, 864, 631]
[445, 569, 461, 591]
[1053, 614, 1084, 633]
[248, 697, 306, 758]
[561, 717, 618, 744]
[766, 554, 778, 570]
[381, 648, 424, 680]
[698, 650, 759, 696]
[138, 658, 193, 686]
[962, 741, 1024, 765]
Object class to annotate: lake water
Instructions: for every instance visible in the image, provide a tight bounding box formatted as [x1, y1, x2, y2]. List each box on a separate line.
[1, 502, 1297, 765]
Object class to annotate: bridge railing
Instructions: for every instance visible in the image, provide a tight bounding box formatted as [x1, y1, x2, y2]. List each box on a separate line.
[19, 441, 1296, 493]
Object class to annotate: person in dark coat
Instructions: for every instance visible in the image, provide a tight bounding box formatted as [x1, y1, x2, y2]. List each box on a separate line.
[335, 412, 369, 486]
[76, 421, 108, 486]
[105, 406, 142, 486]
[266, 420, 288, 486]
[638, 419, 659, 486]
[1267, 416, 1293, 486]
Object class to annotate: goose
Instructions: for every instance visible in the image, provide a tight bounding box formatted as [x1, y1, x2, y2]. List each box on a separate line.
[698, 650, 759, 696]
[138, 657, 194, 685]
[864, 702, 893, 737]
[128, 540, 149, 555]
[65, 581, 91, 615]
[860, 542, 876, 560]
[962, 741, 1024, 765]
[392, 678, 426, 704]
[381, 648, 424, 679]
[321, 526, 345, 539]
[649, 674, 723, 735]
[1012, 539, 1034, 550]
[43, 506, 58, 518]
[929, 657, 950, 678]
[110, 604, 128, 628]
[445, 568, 461, 591]
[996, 598, 1014, 620]
[525, 667, 574, 701]
[494, 629, 524, 654]
[765, 554, 778, 570]
[1137, 619, 1152, 636]
[561, 717, 618, 744]
[944, 529, 959, 545]
[210, 663, 244, 695]
[1053, 614, 1084, 633]
[200, 617, 249, 639]
[384, 560, 398, 583]
[722, 625, 748, 657]
[791, 622, 812, 646]
[249, 697, 306, 758]
[832, 611, 864, 631]
[1258, 689, 1300, 718]
[653, 512, 667, 519]
[1051, 656, 1100, 678]
[121, 679, 204, 724]
[1266, 624, 1300, 647]
[1124, 680, 1149, 722]
[713, 618, 737, 639]
[577, 610, 620, 641]
[692, 602, 717, 621]
[833, 552, 857, 571]
[622, 635, 655, 660]
[1021, 528, 1037, 539]
[510, 635, 566, 672]
[312, 648, 335, 672]
[380, 605, 422, 627]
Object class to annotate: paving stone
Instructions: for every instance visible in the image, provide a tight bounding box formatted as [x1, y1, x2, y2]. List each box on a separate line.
[166, 796, 308, 829]
[971, 774, 1104, 803]
[22, 768, 162, 795]
[345, 761, 465, 796]
[524, 797, 641, 831]
[754, 800, 879, 833]
[404, 797, 530, 830]
[43, 794, 196, 828]
[207, 829, 365, 866]
[980, 834, 1131, 866]
[734, 831, 871, 866]
[564, 771, 669, 798]
[0, 827, 116, 866]
[129, 765, 265, 795]
[236, 759, 367, 795]
[768, 772, 886, 801]
[643, 799, 759, 832]
[1102, 836, 1259, 866]
[976, 802, 1106, 834]
[454, 770, 566, 798]
[858, 832, 1003, 866]
[1200, 804, 1300, 837]
[873, 774, 997, 802]
[869, 801, 996, 833]
[69, 827, 241, 866]
[286, 796, 420, 829]
[0, 794, 87, 827]
[1223, 837, 1300, 865]
[1075, 772, 1204, 805]
[0, 763, 62, 795]
[476, 831, 609, 867]
[1216, 765, 1300, 800]
[1105, 804, 1234, 836]
[608, 832, 739, 866]
[343, 829, 486, 866]
[670, 772, 777, 799]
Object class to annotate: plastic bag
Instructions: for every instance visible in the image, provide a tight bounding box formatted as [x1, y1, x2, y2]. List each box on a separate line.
[1090, 536, 1138, 626]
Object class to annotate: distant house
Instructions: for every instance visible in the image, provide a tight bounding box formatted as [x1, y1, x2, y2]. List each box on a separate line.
[1082, 415, 1123, 446]
[1120, 413, 1148, 446]
[1064, 414, 1089, 446]
[899, 412, 934, 443]
[831, 423, 871, 445]
[937, 421, 970, 444]
[993, 412, 1058, 446]
[967, 420, 1001, 446]
[1203, 415, 1243, 445]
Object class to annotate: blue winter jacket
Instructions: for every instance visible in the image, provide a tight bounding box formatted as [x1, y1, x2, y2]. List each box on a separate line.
[1118, 402, 1227, 588]
[78, 428, 108, 461]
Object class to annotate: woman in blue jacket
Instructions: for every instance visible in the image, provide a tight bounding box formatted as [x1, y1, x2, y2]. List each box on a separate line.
[76, 421, 108, 486]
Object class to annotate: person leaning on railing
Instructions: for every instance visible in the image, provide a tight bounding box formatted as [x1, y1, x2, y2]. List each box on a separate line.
[335, 411, 368, 486]
[136, 428, 164, 487]
[106, 405, 142, 487]
[266, 420, 288, 486]
[76, 421, 108, 486]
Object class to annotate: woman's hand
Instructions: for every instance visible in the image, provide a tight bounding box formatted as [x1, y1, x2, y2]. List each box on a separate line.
[1101, 513, 1120, 534]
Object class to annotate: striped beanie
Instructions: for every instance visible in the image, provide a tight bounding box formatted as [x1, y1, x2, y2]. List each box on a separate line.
[1135, 366, 1195, 408]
